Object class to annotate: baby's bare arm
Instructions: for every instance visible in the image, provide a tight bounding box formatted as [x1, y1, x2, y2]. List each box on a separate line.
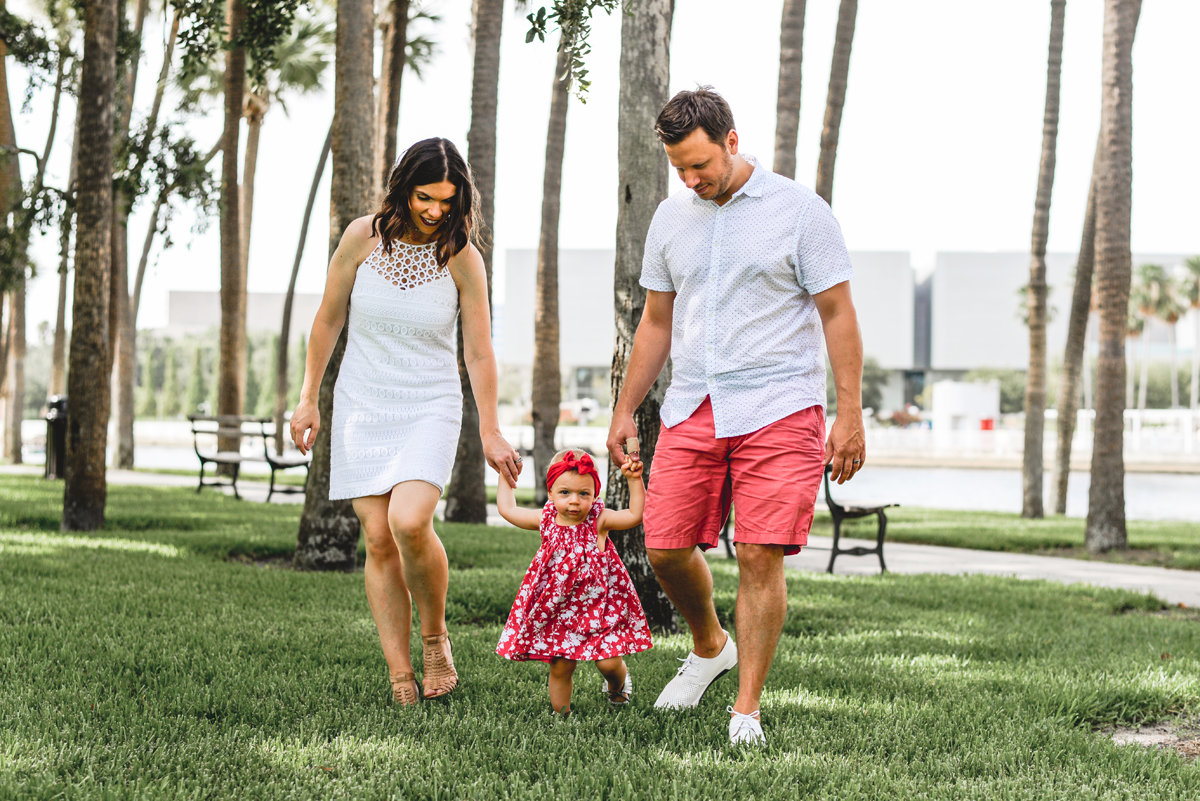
[497, 479, 541, 530]
[599, 458, 645, 533]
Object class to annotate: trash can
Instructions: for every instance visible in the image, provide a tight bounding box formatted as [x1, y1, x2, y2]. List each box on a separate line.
[44, 395, 67, 480]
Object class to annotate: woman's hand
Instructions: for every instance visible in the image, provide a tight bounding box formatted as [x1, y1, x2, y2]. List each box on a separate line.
[290, 398, 320, 456]
[483, 431, 522, 488]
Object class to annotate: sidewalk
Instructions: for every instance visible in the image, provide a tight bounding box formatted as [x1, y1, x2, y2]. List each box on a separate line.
[6, 465, 1196, 607]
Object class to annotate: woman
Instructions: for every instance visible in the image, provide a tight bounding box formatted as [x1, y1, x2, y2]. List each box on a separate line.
[290, 138, 521, 705]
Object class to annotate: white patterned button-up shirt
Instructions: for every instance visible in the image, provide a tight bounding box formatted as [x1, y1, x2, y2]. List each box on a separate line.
[639, 155, 854, 438]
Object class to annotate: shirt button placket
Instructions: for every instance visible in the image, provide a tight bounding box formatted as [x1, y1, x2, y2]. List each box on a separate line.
[706, 207, 722, 421]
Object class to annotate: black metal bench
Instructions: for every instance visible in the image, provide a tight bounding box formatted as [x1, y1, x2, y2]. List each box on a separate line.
[823, 463, 895, 574]
[187, 415, 311, 502]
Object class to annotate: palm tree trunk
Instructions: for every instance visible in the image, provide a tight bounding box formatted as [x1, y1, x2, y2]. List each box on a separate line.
[814, 0, 857, 206]
[444, 0, 503, 524]
[531, 42, 571, 507]
[238, 89, 268, 411]
[1191, 308, 1199, 411]
[276, 122, 332, 457]
[52, 116, 81, 399]
[1050, 132, 1098, 515]
[1168, 320, 1179, 407]
[1086, 0, 1139, 553]
[608, 0, 676, 632]
[294, 0, 375, 572]
[374, 0, 408, 199]
[1021, 0, 1066, 520]
[63, 0, 119, 532]
[772, 0, 806, 179]
[217, 0, 247, 460]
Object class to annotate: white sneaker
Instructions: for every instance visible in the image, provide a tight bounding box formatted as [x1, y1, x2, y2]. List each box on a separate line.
[653, 631, 738, 710]
[727, 707, 765, 745]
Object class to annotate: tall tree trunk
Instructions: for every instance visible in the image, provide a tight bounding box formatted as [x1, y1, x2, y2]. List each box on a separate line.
[772, 0, 806, 179]
[608, 0, 676, 632]
[237, 88, 268, 412]
[813, 0, 857, 206]
[52, 117, 82, 399]
[1086, 0, 1139, 553]
[216, 0, 247, 462]
[277, 122, 332, 456]
[63, 0, 119, 532]
[1050, 135, 1098, 515]
[294, 0, 374, 571]
[531, 42, 570, 507]
[1021, 0, 1066, 519]
[444, 0, 503, 524]
[374, 0, 408, 199]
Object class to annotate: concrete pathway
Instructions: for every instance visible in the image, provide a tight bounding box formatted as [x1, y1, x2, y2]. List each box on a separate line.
[6, 465, 1195, 607]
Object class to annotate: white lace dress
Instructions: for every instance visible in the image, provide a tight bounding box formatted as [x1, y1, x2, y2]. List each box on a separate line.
[329, 240, 463, 500]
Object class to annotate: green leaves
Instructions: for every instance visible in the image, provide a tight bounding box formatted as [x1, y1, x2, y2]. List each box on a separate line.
[523, 1, 621, 101]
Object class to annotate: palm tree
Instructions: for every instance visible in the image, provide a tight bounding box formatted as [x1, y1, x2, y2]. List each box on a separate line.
[1133, 263, 1178, 410]
[1085, 0, 1138, 554]
[294, 0, 375, 571]
[51, 113, 80, 398]
[62, 0, 118, 532]
[374, 1, 437, 200]
[444, 0, 504, 525]
[1124, 297, 1143, 409]
[772, 0, 806, 179]
[608, 0, 676, 631]
[1184, 256, 1200, 411]
[813, 0, 857, 206]
[1050, 145, 1098, 514]
[216, 0, 247, 460]
[1021, 0, 1066, 520]
[531, 40, 571, 506]
[274, 123, 332, 456]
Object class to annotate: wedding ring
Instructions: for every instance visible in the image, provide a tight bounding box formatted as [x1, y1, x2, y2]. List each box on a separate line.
[852, 459, 861, 464]
[515, 454, 523, 463]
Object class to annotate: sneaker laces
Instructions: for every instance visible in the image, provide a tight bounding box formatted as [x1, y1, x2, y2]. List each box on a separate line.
[727, 706, 761, 737]
[675, 654, 702, 679]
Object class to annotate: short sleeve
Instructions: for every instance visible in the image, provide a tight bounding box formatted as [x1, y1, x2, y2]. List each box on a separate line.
[794, 197, 854, 295]
[639, 204, 675, 292]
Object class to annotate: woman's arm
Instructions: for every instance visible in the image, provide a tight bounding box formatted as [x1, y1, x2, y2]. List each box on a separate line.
[599, 458, 645, 533]
[496, 477, 541, 530]
[290, 217, 376, 455]
[449, 243, 521, 487]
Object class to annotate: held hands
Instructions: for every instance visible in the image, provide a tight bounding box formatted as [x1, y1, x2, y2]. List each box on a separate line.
[606, 412, 639, 467]
[483, 431, 522, 488]
[824, 410, 866, 484]
[290, 398, 320, 456]
[619, 455, 644, 482]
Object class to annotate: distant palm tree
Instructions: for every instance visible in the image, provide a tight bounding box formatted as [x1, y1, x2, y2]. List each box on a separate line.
[772, 0, 806, 179]
[814, 0, 857, 206]
[1086, 0, 1139, 553]
[1021, 0, 1066, 520]
[1124, 297, 1143, 410]
[444, 0, 504, 525]
[531, 41, 571, 506]
[374, 0, 438, 198]
[1184, 256, 1200, 411]
[62, 0, 119, 532]
[1132, 263, 1181, 409]
[294, 0, 375, 571]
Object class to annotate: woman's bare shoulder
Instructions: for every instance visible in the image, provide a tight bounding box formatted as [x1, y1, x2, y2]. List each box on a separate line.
[337, 215, 381, 263]
[448, 241, 483, 271]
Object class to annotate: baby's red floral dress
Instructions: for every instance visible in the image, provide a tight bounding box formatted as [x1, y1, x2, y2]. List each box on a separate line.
[497, 500, 653, 663]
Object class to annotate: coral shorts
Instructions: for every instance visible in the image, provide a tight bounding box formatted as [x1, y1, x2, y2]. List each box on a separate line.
[643, 397, 826, 556]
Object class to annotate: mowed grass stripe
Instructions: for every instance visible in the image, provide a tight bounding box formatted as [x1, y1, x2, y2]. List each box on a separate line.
[0, 476, 1197, 799]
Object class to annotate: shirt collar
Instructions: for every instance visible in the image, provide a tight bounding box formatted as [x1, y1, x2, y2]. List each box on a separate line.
[692, 153, 765, 205]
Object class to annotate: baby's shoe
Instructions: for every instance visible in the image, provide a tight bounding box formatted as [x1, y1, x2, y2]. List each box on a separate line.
[601, 671, 632, 707]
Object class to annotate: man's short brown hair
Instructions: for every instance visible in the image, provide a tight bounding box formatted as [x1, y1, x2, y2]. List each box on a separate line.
[654, 86, 736, 146]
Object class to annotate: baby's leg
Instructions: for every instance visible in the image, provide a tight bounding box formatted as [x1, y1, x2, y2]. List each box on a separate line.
[549, 657, 577, 713]
[596, 656, 628, 701]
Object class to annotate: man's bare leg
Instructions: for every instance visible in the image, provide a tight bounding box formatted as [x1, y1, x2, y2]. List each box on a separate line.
[647, 546, 727, 657]
[730, 543, 787, 716]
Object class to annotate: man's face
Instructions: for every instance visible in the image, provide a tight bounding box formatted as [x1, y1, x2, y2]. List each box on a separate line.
[663, 128, 738, 202]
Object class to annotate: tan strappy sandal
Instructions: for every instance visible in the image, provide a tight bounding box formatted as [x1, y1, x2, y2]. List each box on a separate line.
[389, 670, 422, 706]
[421, 632, 458, 699]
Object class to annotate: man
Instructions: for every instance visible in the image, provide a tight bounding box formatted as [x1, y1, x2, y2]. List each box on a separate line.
[606, 87, 866, 746]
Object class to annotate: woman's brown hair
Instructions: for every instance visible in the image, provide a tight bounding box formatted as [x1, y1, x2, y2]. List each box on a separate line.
[371, 137, 483, 267]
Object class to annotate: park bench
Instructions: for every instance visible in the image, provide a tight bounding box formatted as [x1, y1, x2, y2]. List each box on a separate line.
[187, 415, 311, 502]
[718, 464, 896, 574]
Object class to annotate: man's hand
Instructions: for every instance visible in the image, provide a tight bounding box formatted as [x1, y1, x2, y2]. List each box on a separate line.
[824, 410, 866, 484]
[606, 411, 639, 466]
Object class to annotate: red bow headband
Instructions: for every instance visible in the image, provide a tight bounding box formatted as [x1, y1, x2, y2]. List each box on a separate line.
[545, 451, 601, 497]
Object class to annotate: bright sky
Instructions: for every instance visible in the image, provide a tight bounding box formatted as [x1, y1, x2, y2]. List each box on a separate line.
[10, 0, 1200, 339]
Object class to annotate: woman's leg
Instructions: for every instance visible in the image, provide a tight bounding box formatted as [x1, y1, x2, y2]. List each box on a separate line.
[352, 494, 416, 699]
[549, 658, 577, 713]
[596, 656, 629, 701]
[386, 481, 449, 635]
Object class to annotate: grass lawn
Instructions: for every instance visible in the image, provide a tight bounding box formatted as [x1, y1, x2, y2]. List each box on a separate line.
[827, 508, 1200, 571]
[3, 474, 1197, 799]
